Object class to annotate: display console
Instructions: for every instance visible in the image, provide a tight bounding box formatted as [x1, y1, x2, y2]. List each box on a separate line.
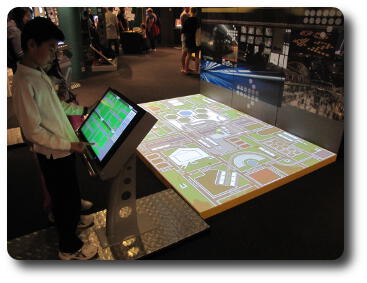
[78, 88, 156, 179]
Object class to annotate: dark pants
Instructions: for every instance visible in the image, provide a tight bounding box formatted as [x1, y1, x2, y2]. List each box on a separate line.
[108, 39, 120, 55]
[147, 31, 156, 50]
[37, 153, 83, 253]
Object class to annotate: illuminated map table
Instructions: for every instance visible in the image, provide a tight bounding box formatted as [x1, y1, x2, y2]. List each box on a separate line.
[137, 94, 336, 219]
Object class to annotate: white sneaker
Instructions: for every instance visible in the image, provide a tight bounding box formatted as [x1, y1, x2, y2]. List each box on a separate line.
[77, 214, 94, 229]
[58, 243, 98, 260]
[81, 199, 93, 211]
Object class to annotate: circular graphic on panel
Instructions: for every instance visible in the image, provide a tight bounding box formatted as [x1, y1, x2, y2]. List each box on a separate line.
[310, 10, 316, 16]
[305, 9, 310, 16]
[328, 18, 335, 25]
[329, 9, 336, 17]
[196, 114, 209, 119]
[119, 206, 132, 218]
[316, 18, 321, 24]
[178, 117, 191, 123]
[336, 10, 342, 17]
[303, 17, 309, 24]
[178, 110, 193, 117]
[335, 18, 342, 25]
[165, 114, 177, 119]
[323, 9, 329, 17]
[195, 108, 208, 113]
[322, 18, 328, 24]
[309, 17, 315, 24]
[316, 9, 322, 17]
[249, 78, 253, 84]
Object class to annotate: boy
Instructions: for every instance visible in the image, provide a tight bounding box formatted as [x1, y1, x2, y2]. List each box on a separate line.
[12, 17, 97, 260]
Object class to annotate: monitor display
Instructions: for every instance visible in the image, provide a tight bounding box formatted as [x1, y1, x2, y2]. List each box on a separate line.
[79, 88, 144, 167]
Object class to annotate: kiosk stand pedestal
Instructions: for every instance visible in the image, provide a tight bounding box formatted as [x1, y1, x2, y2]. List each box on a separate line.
[93, 152, 209, 260]
[95, 153, 155, 259]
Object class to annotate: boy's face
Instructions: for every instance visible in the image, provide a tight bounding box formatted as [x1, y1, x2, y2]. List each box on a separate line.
[28, 39, 58, 67]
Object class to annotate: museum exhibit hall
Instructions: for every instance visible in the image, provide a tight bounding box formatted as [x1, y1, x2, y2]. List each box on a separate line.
[7, 7, 344, 260]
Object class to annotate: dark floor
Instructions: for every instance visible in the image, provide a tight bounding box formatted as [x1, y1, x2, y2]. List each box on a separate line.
[7, 47, 344, 260]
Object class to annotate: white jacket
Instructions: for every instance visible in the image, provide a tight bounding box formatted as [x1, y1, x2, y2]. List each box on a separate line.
[12, 63, 84, 159]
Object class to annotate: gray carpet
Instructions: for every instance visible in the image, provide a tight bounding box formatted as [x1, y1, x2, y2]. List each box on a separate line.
[73, 47, 200, 107]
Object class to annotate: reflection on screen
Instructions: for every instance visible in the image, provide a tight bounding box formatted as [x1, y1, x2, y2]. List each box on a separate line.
[81, 90, 137, 161]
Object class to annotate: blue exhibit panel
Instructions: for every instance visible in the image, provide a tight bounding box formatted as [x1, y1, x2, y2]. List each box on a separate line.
[200, 60, 285, 106]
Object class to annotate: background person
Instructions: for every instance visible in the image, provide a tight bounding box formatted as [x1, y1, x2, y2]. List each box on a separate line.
[145, 8, 159, 52]
[7, 7, 32, 72]
[105, 7, 120, 56]
[180, 7, 190, 72]
[182, 7, 201, 74]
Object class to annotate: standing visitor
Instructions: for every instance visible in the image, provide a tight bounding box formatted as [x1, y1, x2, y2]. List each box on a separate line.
[180, 7, 190, 72]
[182, 7, 201, 74]
[145, 8, 159, 52]
[117, 7, 128, 32]
[7, 7, 32, 72]
[105, 7, 120, 56]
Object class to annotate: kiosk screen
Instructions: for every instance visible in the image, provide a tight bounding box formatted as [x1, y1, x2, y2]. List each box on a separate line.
[80, 89, 138, 162]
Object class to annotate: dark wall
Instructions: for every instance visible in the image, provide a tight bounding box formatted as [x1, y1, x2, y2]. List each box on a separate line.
[157, 8, 175, 46]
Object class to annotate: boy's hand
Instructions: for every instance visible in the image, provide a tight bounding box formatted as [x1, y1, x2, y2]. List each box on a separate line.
[70, 142, 95, 153]
[70, 142, 86, 153]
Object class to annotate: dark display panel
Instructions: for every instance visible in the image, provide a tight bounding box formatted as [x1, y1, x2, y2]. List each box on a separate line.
[201, 7, 344, 122]
[201, 23, 238, 67]
[200, 22, 285, 107]
[284, 26, 344, 121]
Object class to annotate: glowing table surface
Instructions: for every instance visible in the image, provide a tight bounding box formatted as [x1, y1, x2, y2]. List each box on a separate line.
[137, 94, 336, 219]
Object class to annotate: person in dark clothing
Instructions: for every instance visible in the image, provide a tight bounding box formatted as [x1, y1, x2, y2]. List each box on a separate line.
[180, 7, 191, 72]
[117, 7, 128, 31]
[182, 7, 200, 74]
[7, 7, 32, 72]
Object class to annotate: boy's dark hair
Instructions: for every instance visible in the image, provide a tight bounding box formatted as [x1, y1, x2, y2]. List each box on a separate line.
[21, 17, 65, 52]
